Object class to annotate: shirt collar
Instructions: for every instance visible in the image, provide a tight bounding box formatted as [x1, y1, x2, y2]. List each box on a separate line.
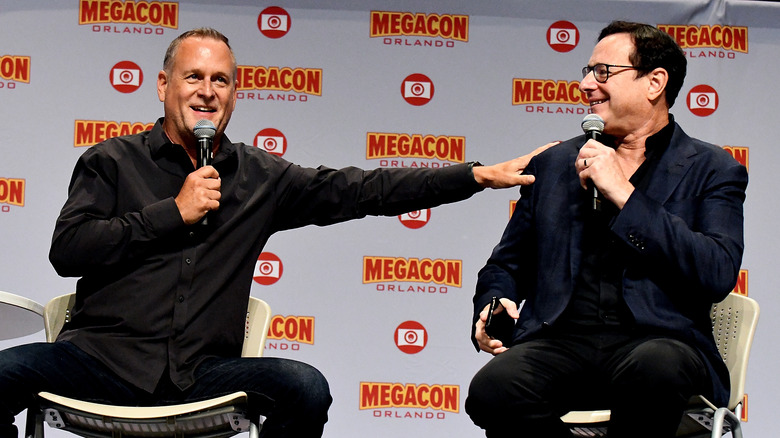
[644, 114, 675, 159]
[148, 117, 237, 163]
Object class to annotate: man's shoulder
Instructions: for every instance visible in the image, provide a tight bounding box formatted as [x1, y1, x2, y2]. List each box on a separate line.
[671, 125, 743, 168]
[81, 130, 151, 160]
[531, 136, 581, 166]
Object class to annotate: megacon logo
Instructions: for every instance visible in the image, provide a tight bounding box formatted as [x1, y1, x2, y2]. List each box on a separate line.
[236, 65, 322, 102]
[687, 84, 718, 117]
[110, 61, 143, 93]
[253, 252, 283, 286]
[398, 209, 431, 229]
[513, 78, 591, 115]
[74, 120, 154, 147]
[359, 382, 459, 419]
[366, 132, 464, 168]
[401, 73, 434, 106]
[395, 320, 427, 354]
[0, 178, 25, 212]
[658, 25, 747, 59]
[723, 146, 749, 170]
[258, 6, 291, 39]
[0, 55, 30, 89]
[254, 128, 287, 156]
[363, 256, 462, 294]
[547, 21, 579, 53]
[732, 269, 748, 296]
[370, 11, 469, 48]
[266, 314, 314, 352]
[78, 0, 179, 34]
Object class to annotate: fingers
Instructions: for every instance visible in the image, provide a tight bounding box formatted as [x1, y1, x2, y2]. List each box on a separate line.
[498, 298, 519, 319]
[175, 166, 221, 225]
[475, 317, 508, 355]
[474, 300, 515, 355]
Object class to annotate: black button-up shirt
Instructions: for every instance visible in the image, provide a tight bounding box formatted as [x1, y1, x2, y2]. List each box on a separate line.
[50, 118, 483, 392]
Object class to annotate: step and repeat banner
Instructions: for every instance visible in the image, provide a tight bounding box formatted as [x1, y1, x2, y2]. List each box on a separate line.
[1, 1, 778, 437]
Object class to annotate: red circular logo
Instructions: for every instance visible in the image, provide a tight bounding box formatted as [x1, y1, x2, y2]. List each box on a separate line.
[258, 6, 291, 39]
[254, 128, 287, 156]
[547, 21, 579, 53]
[253, 252, 283, 285]
[110, 61, 143, 93]
[687, 84, 719, 117]
[401, 73, 434, 106]
[398, 209, 431, 229]
[394, 321, 428, 354]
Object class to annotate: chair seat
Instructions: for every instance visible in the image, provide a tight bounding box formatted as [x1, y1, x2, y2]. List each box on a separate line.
[38, 390, 252, 438]
[560, 410, 611, 424]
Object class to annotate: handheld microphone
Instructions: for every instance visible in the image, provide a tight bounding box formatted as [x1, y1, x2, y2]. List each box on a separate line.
[581, 114, 605, 211]
[194, 119, 216, 225]
[194, 119, 216, 168]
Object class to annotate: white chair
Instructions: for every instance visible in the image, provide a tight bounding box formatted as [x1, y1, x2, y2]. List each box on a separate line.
[24, 293, 272, 438]
[561, 292, 760, 438]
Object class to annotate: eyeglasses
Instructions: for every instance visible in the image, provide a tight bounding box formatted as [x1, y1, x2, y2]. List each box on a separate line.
[581, 63, 640, 83]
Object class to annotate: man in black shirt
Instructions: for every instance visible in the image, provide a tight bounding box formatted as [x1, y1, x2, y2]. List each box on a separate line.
[465, 21, 747, 438]
[0, 28, 551, 438]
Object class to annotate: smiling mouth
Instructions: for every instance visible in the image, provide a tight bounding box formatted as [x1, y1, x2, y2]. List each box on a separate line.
[589, 99, 607, 106]
[192, 106, 216, 113]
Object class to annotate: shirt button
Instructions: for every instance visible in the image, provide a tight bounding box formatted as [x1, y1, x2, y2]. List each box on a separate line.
[185, 258, 192, 264]
[189, 232, 196, 238]
[178, 295, 185, 303]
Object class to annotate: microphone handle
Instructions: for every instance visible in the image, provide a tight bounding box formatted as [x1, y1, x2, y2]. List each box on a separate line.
[198, 137, 212, 168]
[586, 131, 602, 212]
[197, 137, 213, 225]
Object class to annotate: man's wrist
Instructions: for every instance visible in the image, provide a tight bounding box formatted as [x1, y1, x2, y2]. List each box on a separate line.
[467, 161, 485, 186]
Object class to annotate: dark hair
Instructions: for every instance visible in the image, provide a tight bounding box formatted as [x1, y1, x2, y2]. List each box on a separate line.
[163, 28, 237, 79]
[599, 21, 686, 108]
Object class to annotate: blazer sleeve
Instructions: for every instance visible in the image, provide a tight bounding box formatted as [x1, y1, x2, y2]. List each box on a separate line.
[611, 143, 747, 302]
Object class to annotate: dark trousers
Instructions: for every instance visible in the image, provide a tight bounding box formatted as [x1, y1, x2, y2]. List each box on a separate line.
[0, 341, 332, 438]
[465, 329, 711, 438]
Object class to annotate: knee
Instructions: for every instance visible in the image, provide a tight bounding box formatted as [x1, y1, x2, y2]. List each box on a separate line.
[467, 362, 505, 407]
[286, 362, 332, 414]
[614, 339, 705, 392]
[466, 360, 518, 424]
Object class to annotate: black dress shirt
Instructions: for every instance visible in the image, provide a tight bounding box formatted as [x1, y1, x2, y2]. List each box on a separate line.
[49, 118, 483, 392]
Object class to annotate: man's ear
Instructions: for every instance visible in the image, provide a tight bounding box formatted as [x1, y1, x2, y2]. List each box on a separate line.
[157, 70, 168, 102]
[646, 67, 668, 102]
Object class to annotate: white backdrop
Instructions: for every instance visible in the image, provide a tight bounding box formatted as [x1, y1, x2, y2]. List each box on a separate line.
[1, 1, 778, 437]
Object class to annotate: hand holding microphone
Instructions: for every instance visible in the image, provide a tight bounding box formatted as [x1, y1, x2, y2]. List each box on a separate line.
[175, 120, 220, 225]
[578, 115, 637, 211]
[580, 114, 605, 211]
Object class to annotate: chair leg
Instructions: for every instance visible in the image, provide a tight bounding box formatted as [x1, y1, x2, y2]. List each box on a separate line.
[711, 407, 742, 438]
[23, 407, 44, 438]
[249, 415, 265, 438]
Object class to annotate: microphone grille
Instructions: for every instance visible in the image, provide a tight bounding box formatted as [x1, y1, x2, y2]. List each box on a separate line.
[194, 119, 216, 139]
[581, 114, 604, 134]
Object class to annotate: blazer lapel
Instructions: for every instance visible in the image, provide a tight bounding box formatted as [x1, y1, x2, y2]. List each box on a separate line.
[644, 125, 697, 205]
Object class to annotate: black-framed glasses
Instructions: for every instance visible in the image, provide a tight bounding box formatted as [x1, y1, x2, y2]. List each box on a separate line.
[581, 63, 639, 83]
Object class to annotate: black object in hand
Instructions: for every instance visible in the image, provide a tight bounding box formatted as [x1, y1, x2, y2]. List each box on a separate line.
[485, 296, 515, 345]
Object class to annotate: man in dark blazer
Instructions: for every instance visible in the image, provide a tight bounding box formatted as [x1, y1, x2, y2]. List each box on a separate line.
[465, 21, 747, 438]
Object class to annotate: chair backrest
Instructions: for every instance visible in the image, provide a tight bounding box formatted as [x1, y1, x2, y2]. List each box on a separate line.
[242, 297, 272, 358]
[43, 293, 76, 343]
[43, 293, 272, 358]
[710, 293, 760, 410]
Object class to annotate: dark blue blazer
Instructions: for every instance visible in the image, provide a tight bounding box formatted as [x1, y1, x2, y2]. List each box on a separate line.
[473, 122, 748, 406]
